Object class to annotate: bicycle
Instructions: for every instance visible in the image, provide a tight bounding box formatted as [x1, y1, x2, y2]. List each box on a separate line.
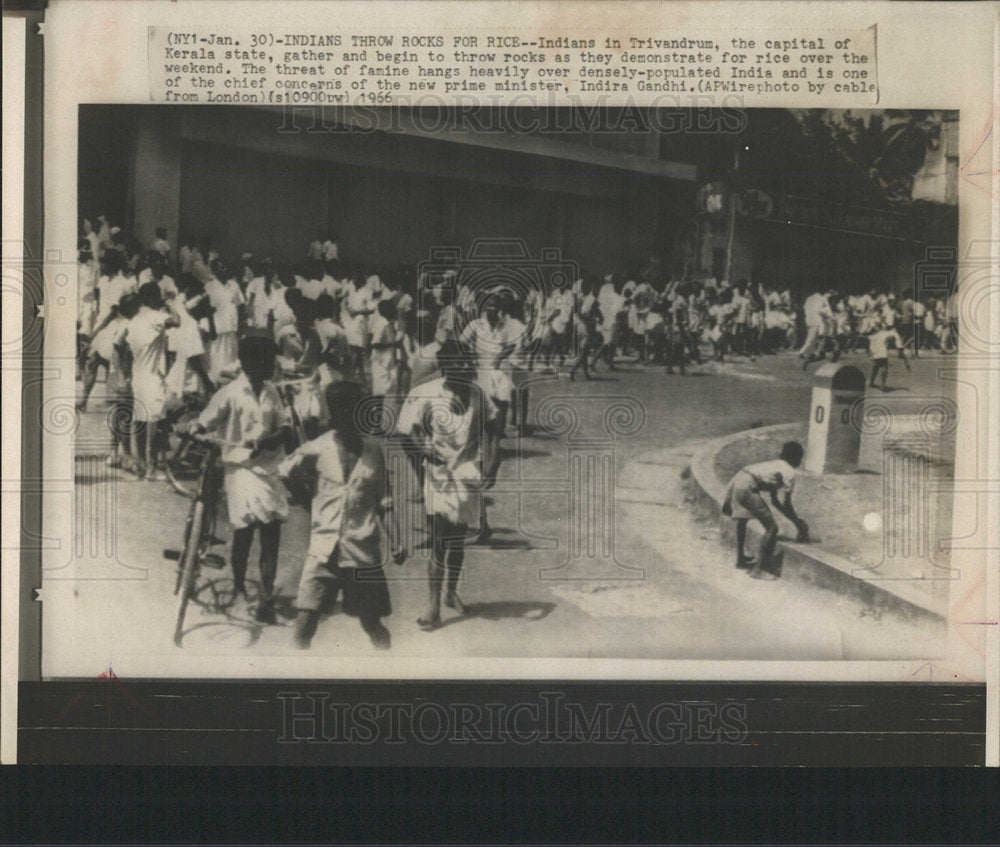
[163, 432, 232, 646]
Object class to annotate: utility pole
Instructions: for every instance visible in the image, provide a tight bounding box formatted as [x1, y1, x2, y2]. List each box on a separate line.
[722, 142, 742, 283]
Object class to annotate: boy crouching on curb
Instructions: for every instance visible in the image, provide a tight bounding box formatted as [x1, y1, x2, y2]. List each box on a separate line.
[280, 380, 407, 651]
[722, 441, 810, 580]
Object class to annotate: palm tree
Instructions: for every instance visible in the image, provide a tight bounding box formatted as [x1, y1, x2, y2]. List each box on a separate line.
[794, 109, 944, 204]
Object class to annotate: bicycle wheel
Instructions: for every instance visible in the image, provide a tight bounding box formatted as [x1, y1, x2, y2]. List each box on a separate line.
[173, 499, 205, 647]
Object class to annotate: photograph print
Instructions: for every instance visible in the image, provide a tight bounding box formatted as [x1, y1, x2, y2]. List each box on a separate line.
[50, 103, 968, 675]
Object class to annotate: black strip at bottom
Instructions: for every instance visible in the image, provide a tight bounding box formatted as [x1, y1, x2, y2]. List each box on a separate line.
[18, 680, 985, 766]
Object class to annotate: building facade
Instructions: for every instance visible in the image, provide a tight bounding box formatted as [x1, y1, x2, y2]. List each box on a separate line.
[79, 105, 698, 276]
[79, 106, 958, 294]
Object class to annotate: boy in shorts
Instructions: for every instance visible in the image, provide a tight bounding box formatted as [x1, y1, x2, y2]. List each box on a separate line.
[280, 381, 406, 650]
[722, 441, 810, 580]
[867, 322, 906, 392]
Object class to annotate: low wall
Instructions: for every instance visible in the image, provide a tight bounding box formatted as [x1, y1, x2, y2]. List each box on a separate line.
[686, 423, 947, 624]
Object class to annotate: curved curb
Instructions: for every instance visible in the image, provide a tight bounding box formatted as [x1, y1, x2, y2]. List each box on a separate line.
[686, 423, 946, 625]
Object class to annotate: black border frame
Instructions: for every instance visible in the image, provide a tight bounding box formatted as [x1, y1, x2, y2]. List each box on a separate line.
[17, 681, 987, 765]
[7, 0, 992, 770]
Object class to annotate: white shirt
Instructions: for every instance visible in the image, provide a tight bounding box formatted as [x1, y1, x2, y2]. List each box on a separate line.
[396, 377, 494, 524]
[315, 317, 346, 352]
[197, 372, 290, 468]
[731, 293, 750, 324]
[546, 290, 574, 334]
[459, 316, 515, 370]
[501, 317, 530, 370]
[157, 274, 178, 299]
[91, 314, 128, 361]
[126, 306, 170, 383]
[597, 283, 623, 332]
[78, 260, 98, 305]
[246, 277, 286, 329]
[85, 231, 102, 259]
[868, 329, 902, 359]
[96, 273, 137, 326]
[205, 277, 244, 335]
[740, 458, 797, 495]
[396, 292, 415, 317]
[369, 312, 399, 395]
[708, 303, 733, 327]
[803, 293, 826, 328]
[343, 283, 376, 347]
[179, 246, 204, 276]
[297, 277, 326, 300]
[321, 274, 343, 300]
[167, 292, 206, 358]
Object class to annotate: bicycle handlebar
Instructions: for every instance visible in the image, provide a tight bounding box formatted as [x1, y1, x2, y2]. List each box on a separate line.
[176, 431, 246, 449]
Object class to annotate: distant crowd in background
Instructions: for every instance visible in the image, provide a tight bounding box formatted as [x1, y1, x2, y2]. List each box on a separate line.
[75, 217, 962, 448]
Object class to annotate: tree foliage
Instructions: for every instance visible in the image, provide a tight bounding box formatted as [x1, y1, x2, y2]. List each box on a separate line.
[791, 109, 945, 204]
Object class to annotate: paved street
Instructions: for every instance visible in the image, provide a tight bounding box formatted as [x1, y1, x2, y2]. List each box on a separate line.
[46, 349, 952, 669]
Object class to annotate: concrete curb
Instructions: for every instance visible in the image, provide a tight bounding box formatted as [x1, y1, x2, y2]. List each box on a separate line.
[685, 423, 946, 625]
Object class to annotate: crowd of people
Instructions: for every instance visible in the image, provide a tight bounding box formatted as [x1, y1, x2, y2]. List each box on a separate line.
[797, 285, 959, 370]
[75, 215, 960, 648]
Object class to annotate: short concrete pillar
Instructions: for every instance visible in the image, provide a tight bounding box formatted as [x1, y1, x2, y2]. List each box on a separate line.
[805, 363, 866, 474]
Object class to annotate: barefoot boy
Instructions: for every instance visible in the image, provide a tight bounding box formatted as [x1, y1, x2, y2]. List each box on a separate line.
[722, 441, 810, 580]
[396, 342, 497, 628]
[280, 381, 406, 650]
[126, 282, 181, 479]
[190, 335, 293, 622]
[867, 321, 906, 392]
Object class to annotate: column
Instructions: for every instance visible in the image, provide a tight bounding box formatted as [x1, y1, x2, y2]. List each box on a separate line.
[130, 109, 182, 259]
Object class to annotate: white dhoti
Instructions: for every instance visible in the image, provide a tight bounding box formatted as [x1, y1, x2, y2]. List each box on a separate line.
[165, 356, 202, 403]
[424, 459, 482, 527]
[131, 370, 168, 423]
[477, 367, 513, 406]
[223, 463, 290, 529]
[344, 315, 370, 349]
[208, 332, 238, 381]
[370, 353, 399, 397]
[78, 297, 97, 338]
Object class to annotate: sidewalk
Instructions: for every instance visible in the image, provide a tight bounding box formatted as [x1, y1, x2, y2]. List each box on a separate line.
[677, 420, 952, 622]
[616, 441, 946, 660]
